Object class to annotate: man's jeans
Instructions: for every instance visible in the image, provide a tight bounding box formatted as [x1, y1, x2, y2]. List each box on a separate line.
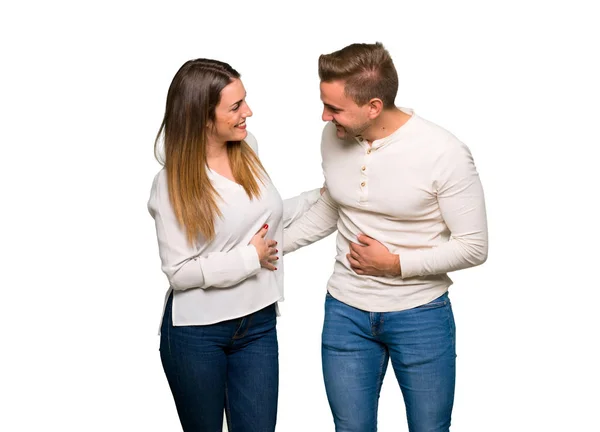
[322, 291, 456, 432]
[160, 294, 278, 431]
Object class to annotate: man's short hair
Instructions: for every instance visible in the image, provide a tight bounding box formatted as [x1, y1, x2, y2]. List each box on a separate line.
[318, 42, 398, 108]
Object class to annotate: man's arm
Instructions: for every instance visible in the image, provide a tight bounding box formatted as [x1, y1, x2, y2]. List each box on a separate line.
[282, 188, 323, 229]
[283, 189, 339, 255]
[349, 138, 487, 278]
[400, 138, 488, 277]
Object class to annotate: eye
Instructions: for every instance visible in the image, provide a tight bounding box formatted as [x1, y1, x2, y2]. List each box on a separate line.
[232, 104, 240, 112]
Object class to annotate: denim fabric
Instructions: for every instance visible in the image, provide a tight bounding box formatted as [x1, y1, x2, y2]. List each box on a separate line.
[322, 292, 456, 432]
[160, 294, 278, 431]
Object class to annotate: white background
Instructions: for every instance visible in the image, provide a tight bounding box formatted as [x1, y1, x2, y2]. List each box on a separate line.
[2, 0, 599, 431]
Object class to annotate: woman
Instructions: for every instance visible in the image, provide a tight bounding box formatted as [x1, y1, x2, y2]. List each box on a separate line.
[148, 58, 322, 431]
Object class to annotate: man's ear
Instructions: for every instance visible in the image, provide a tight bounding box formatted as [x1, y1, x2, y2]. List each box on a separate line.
[367, 98, 384, 119]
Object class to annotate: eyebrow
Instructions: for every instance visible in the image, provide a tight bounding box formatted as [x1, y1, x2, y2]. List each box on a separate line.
[324, 103, 343, 112]
[230, 93, 247, 108]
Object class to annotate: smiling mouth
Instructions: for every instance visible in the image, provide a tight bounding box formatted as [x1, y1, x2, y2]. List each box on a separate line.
[236, 120, 246, 127]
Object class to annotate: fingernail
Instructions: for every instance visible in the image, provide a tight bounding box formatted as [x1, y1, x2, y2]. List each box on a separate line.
[275, 249, 278, 253]
[263, 224, 268, 229]
[275, 241, 278, 245]
[275, 257, 279, 260]
[274, 267, 278, 270]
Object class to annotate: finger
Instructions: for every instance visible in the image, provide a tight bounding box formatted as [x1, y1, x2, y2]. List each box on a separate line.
[356, 234, 372, 245]
[349, 249, 361, 261]
[349, 242, 361, 254]
[267, 247, 278, 256]
[262, 260, 277, 271]
[266, 239, 277, 248]
[267, 254, 279, 263]
[256, 224, 269, 237]
[347, 254, 362, 269]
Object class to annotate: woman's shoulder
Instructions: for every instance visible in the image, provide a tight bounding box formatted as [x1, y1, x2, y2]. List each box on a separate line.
[244, 130, 258, 154]
[148, 167, 167, 202]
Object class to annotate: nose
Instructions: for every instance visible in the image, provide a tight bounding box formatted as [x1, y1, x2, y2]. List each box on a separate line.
[243, 103, 253, 118]
[322, 108, 333, 122]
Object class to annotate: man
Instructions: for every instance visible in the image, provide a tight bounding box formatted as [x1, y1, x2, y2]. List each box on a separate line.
[284, 42, 488, 432]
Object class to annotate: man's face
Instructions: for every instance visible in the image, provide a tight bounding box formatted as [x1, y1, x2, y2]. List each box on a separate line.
[320, 80, 371, 140]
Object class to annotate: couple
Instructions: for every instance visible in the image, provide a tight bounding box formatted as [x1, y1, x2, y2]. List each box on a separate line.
[148, 42, 488, 432]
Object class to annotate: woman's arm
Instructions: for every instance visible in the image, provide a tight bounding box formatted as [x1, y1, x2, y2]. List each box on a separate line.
[148, 171, 263, 291]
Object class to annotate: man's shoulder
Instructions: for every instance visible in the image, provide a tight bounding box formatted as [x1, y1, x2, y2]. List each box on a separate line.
[410, 114, 466, 154]
[320, 122, 345, 155]
[321, 122, 338, 141]
[412, 114, 454, 141]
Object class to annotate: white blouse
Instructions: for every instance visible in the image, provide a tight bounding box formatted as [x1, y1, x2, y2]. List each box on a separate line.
[148, 132, 321, 327]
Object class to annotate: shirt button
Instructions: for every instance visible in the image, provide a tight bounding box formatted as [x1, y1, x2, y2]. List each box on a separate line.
[361, 166, 366, 171]
[367, 149, 371, 154]
[361, 181, 366, 187]
[359, 137, 364, 142]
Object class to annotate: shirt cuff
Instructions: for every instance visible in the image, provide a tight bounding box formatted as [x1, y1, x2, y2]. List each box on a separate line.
[306, 188, 322, 205]
[241, 244, 262, 275]
[399, 249, 421, 279]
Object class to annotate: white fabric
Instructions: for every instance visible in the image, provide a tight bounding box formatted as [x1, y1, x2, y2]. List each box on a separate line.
[148, 132, 321, 327]
[284, 108, 488, 312]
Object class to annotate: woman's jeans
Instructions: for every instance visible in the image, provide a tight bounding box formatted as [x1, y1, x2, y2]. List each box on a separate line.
[322, 292, 456, 432]
[160, 294, 278, 432]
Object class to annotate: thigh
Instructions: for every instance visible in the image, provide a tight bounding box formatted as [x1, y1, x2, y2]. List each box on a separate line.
[160, 295, 229, 432]
[385, 293, 456, 432]
[322, 293, 389, 432]
[225, 304, 279, 432]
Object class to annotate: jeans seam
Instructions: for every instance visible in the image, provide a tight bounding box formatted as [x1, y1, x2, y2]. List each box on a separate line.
[446, 302, 456, 351]
[233, 314, 254, 340]
[374, 348, 387, 430]
[167, 301, 172, 357]
[417, 299, 448, 310]
[370, 313, 375, 336]
[225, 383, 232, 431]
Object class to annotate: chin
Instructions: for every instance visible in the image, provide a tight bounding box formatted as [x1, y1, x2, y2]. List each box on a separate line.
[231, 130, 248, 142]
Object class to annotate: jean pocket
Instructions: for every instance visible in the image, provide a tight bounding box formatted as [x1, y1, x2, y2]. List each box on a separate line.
[415, 293, 449, 310]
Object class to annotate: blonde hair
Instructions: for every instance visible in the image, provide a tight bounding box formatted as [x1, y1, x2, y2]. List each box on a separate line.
[155, 59, 267, 245]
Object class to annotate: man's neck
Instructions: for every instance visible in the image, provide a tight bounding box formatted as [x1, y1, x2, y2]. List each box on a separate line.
[362, 107, 411, 144]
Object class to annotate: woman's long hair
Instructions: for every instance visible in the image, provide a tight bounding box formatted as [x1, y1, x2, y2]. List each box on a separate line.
[154, 59, 267, 245]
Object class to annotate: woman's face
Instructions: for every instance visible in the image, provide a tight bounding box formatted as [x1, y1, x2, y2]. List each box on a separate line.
[208, 78, 253, 144]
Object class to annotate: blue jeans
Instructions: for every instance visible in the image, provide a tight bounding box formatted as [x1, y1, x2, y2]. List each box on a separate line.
[322, 292, 456, 432]
[160, 294, 279, 432]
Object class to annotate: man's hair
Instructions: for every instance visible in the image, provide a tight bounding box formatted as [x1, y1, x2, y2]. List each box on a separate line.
[318, 42, 398, 108]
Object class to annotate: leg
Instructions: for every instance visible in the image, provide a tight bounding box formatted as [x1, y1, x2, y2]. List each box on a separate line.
[384, 293, 456, 432]
[225, 304, 279, 432]
[322, 293, 389, 432]
[160, 294, 230, 432]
